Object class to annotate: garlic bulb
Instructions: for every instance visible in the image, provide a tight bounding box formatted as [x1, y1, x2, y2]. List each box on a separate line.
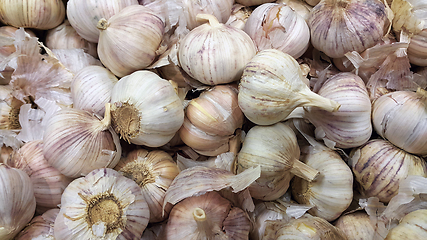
[350, 139, 427, 203]
[7, 140, 73, 213]
[0, 163, 36, 240]
[66, 0, 139, 43]
[164, 191, 251, 239]
[114, 148, 180, 223]
[308, 0, 388, 58]
[0, 85, 22, 130]
[385, 209, 427, 239]
[43, 104, 122, 178]
[244, 3, 310, 59]
[263, 214, 348, 239]
[238, 49, 340, 125]
[372, 89, 427, 155]
[303, 72, 372, 149]
[45, 20, 98, 58]
[236, 122, 319, 200]
[54, 168, 150, 240]
[0, 0, 65, 29]
[334, 211, 375, 240]
[97, 5, 165, 77]
[236, 0, 275, 6]
[15, 208, 58, 240]
[178, 14, 257, 85]
[71, 65, 118, 117]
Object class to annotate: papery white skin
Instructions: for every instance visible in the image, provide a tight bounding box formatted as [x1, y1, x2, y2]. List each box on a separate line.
[334, 211, 376, 240]
[225, 4, 252, 30]
[250, 202, 292, 240]
[0, 164, 36, 240]
[244, 3, 310, 59]
[110, 70, 184, 147]
[15, 208, 59, 240]
[372, 89, 427, 155]
[66, 0, 139, 43]
[72, 65, 118, 116]
[178, 14, 257, 85]
[236, 0, 275, 6]
[97, 5, 165, 77]
[51, 49, 102, 75]
[54, 168, 149, 240]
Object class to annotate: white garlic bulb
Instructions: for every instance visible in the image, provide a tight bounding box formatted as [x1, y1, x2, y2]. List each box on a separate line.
[54, 168, 150, 240]
[334, 211, 375, 240]
[178, 14, 257, 85]
[238, 49, 340, 125]
[0, 0, 65, 30]
[66, 0, 139, 43]
[303, 72, 372, 149]
[43, 105, 122, 178]
[309, 0, 388, 58]
[244, 3, 310, 59]
[15, 208, 59, 240]
[110, 70, 184, 147]
[385, 209, 427, 239]
[236, 0, 275, 6]
[71, 65, 118, 117]
[372, 89, 427, 155]
[0, 163, 36, 240]
[97, 5, 165, 77]
[45, 20, 98, 58]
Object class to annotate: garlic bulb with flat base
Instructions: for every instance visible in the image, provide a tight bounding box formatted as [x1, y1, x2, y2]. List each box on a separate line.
[110, 70, 184, 147]
[54, 168, 150, 240]
[238, 49, 340, 125]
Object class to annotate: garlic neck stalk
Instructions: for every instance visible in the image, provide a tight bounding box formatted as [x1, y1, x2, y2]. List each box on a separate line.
[94, 103, 112, 132]
[290, 159, 319, 181]
[196, 14, 221, 28]
[193, 207, 214, 239]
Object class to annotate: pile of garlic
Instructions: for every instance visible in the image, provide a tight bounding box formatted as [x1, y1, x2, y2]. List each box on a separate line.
[1, 0, 427, 239]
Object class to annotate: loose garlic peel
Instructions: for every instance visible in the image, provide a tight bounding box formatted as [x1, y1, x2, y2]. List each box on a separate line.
[350, 139, 427, 203]
[43, 103, 122, 178]
[236, 122, 319, 201]
[238, 49, 340, 126]
[114, 148, 180, 223]
[110, 70, 184, 147]
[54, 168, 150, 240]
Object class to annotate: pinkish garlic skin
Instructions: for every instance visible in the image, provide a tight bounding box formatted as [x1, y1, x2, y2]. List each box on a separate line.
[15, 208, 59, 240]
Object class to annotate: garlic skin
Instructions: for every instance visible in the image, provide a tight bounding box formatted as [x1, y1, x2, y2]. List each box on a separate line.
[45, 20, 98, 58]
[304, 72, 372, 149]
[66, 0, 139, 43]
[238, 49, 340, 125]
[71, 65, 118, 117]
[236, 0, 275, 6]
[225, 4, 253, 30]
[114, 149, 180, 223]
[350, 139, 427, 203]
[178, 14, 257, 85]
[385, 209, 427, 239]
[0, 163, 36, 240]
[0, 85, 22, 130]
[372, 89, 427, 155]
[7, 140, 73, 213]
[0, 0, 65, 30]
[43, 105, 122, 178]
[15, 208, 58, 240]
[334, 211, 375, 240]
[97, 5, 165, 77]
[308, 0, 388, 58]
[236, 122, 319, 200]
[165, 191, 251, 240]
[110, 70, 184, 147]
[244, 3, 310, 59]
[54, 168, 150, 240]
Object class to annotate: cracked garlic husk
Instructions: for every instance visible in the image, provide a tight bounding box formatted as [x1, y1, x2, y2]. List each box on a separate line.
[334, 211, 375, 240]
[114, 148, 180, 223]
[7, 140, 73, 213]
[66, 0, 139, 43]
[164, 191, 251, 240]
[308, 0, 388, 58]
[244, 2, 310, 59]
[0, 0, 65, 30]
[54, 168, 150, 240]
[15, 208, 59, 240]
[236, 122, 319, 200]
[71, 65, 118, 117]
[43, 104, 122, 178]
[110, 70, 184, 147]
[350, 139, 427, 203]
[0, 163, 36, 240]
[97, 5, 165, 77]
[372, 88, 427, 155]
[238, 49, 340, 125]
[178, 14, 257, 85]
